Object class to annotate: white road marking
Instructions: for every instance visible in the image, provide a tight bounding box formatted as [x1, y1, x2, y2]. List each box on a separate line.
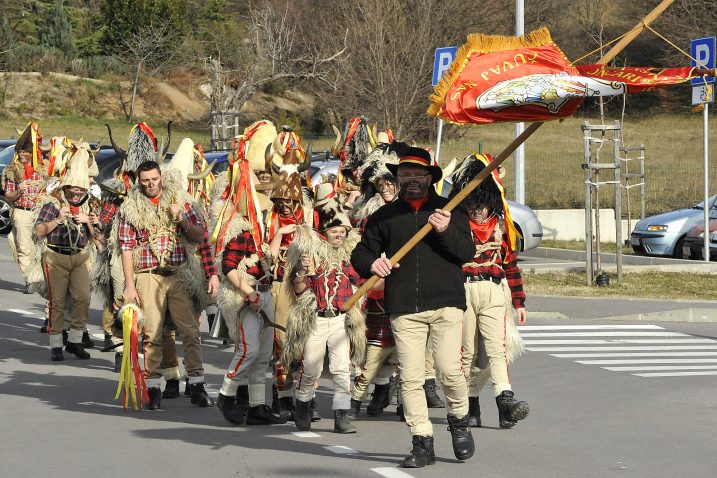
[527, 345, 717, 352]
[371, 468, 416, 478]
[518, 325, 664, 330]
[521, 331, 687, 337]
[9, 309, 34, 315]
[524, 339, 715, 345]
[602, 365, 717, 371]
[634, 371, 717, 377]
[292, 431, 321, 438]
[552, 352, 717, 358]
[576, 358, 717, 365]
[325, 445, 358, 454]
[78, 401, 131, 410]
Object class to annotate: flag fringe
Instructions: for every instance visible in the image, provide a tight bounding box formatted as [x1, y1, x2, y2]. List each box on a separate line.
[427, 27, 555, 117]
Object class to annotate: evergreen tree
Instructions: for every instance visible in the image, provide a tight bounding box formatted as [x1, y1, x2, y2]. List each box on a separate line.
[41, 0, 77, 58]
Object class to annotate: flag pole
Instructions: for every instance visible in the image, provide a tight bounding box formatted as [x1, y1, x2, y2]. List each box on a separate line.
[342, 0, 676, 311]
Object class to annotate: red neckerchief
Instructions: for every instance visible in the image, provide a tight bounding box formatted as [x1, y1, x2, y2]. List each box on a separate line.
[469, 216, 498, 243]
[401, 196, 429, 212]
[23, 163, 35, 180]
[269, 207, 303, 245]
[149, 193, 161, 207]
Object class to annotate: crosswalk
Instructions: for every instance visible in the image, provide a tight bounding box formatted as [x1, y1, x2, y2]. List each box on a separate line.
[518, 324, 717, 377]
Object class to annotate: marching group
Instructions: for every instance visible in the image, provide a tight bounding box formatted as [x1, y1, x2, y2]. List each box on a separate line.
[4, 118, 528, 468]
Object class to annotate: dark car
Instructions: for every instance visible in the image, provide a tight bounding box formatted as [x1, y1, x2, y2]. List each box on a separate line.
[0, 145, 17, 233]
[0, 140, 17, 152]
[682, 219, 717, 261]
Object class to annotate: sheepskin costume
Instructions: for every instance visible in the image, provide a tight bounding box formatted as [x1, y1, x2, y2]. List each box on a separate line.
[2, 122, 47, 191]
[351, 142, 399, 224]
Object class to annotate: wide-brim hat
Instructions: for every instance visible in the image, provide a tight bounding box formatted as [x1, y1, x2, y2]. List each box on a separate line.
[385, 142, 442, 184]
[60, 146, 91, 190]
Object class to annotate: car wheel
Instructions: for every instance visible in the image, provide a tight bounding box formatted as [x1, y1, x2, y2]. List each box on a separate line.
[0, 196, 12, 234]
[672, 236, 686, 259]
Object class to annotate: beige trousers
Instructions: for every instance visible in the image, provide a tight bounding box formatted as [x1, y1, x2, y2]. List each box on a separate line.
[392, 307, 468, 437]
[135, 272, 203, 386]
[352, 344, 398, 400]
[42, 248, 91, 349]
[11, 208, 35, 283]
[462, 281, 512, 396]
[296, 315, 352, 410]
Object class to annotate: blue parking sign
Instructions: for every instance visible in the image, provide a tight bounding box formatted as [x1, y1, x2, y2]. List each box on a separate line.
[432, 47, 457, 87]
[690, 37, 715, 85]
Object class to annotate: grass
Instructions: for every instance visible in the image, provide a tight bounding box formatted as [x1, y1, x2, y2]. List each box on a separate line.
[540, 239, 635, 255]
[524, 271, 717, 301]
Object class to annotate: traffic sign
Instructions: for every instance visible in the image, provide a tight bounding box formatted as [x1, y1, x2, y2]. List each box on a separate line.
[432, 46, 457, 87]
[690, 37, 715, 86]
[692, 84, 715, 105]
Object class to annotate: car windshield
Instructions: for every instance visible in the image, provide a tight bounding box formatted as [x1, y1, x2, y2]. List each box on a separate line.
[693, 194, 717, 210]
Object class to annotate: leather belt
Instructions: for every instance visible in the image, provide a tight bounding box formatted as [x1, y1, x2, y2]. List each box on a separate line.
[14, 206, 34, 211]
[465, 274, 501, 285]
[142, 268, 176, 276]
[317, 309, 339, 318]
[47, 245, 83, 256]
[256, 283, 271, 292]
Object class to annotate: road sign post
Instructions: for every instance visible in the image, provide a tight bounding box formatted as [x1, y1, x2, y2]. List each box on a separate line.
[432, 47, 457, 170]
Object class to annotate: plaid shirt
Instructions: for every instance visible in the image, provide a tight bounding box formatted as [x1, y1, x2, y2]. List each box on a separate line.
[118, 203, 217, 279]
[304, 263, 363, 312]
[463, 229, 526, 309]
[35, 202, 90, 250]
[365, 290, 395, 347]
[5, 172, 44, 209]
[222, 231, 265, 280]
[99, 201, 118, 230]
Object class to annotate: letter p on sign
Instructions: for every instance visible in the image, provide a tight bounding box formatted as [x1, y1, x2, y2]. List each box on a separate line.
[433, 47, 458, 87]
[691, 37, 715, 86]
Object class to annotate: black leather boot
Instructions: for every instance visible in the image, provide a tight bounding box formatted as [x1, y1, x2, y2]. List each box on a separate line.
[145, 387, 161, 410]
[189, 383, 215, 407]
[50, 347, 64, 361]
[82, 330, 95, 348]
[103, 334, 113, 350]
[423, 378, 445, 408]
[246, 404, 287, 425]
[367, 383, 391, 416]
[65, 342, 90, 359]
[217, 393, 246, 425]
[162, 378, 180, 398]
[236, 385, 249, 408]
[310, 398, 321, 421]
[278, 396, 295, 421]
[496, 390, 529, 429]
[447, 414, 475, 461]
[294, 399, 312, 431]
[468, 396, 482, 427]
[402, 435, 436, 468]
[347, 398, 361, 420]
[333, 409, 357, 433]
[40, 319, 49, 334]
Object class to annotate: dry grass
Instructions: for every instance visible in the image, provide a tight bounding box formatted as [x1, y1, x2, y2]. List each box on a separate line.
[524, 271, 717, 301]
[540, 239, 636, 255]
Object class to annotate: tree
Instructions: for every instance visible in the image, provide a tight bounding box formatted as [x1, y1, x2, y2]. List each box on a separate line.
[40, 0, 77, 58]
[101, 0, 188, 54]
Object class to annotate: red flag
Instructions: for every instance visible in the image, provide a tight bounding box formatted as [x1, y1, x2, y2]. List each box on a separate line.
[576, 65, 698, 92]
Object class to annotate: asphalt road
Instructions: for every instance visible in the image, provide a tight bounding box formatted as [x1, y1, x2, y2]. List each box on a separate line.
[0, 240, 715, 477]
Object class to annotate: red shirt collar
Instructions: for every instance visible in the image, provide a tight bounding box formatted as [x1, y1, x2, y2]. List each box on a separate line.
[401, 196, 429, 211]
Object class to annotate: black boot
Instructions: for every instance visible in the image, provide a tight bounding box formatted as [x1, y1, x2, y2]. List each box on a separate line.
[423, 378, 445, 408]
[496, 391, 529, 429]
[468, 396, 482, 427]
[50, 347, 64, 361]
[347, 398, 362, 420]
[145, 387, 161, 410]
[162, 378, 180, 398]
[82, 330, 95, 348]
[217, 393, 247, 425]
[103, 334, 113, 350]
[397, 403, 405, 422]
[236, 385, 249, 408]
[65, 342, 90, 359]
[447, 414, 475, 461]
[189, 383, 215, 407]
[294, 399, 312, 431]
[184, 378, 191, 396]
[367, 383, 391, 416]
[114, 352, 123, 372]
[40, 319, 49, 334]
[62, 330, 68, 346]
[402, 435, 436, 468]
[246, 404, 287, 425]
[310, 398, 321, 421]
[278, 397, 295, 421]
[271, 384, 280, 413]
[333, 409, 357, 433]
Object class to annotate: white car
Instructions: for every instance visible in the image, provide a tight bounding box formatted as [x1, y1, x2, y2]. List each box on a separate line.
[309, 158, 543, 252]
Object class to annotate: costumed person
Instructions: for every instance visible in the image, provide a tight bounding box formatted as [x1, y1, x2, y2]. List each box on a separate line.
[347, 139, 400, 419]
[282, 186, 366, 434]
[118, 160, 219, 410]
[331, 116, 376, 208]
[449, 153, 529, 429]
[264, 128, 314, 421]
[3, 122, 46, 294]
[211, 132, 286, 426]
[351, 142, 475, 468]
[33, 144, 99, 361]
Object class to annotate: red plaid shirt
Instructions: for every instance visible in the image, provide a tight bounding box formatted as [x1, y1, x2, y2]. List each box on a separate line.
[35, 202, 90, 249]
[99, 202, 118, 229]
[5, 172, 44, 209]
[304, 263, 364, 312]
[365, 290, 395, 347]
[118, 203, 217, 279]
[222, 231, 265, 280]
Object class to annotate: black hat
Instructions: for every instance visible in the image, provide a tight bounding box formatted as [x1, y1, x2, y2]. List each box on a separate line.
[385, 142, 442, 184]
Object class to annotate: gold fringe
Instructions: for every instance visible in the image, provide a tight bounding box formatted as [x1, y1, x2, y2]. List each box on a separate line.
[427, 27, 555, 117]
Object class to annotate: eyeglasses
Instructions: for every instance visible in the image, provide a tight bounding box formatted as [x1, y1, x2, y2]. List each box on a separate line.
[397, 174, 431, 182]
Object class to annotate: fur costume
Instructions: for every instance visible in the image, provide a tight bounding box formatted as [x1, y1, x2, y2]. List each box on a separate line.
[351, 143, 399, 224]
[280, 224, 366, 369]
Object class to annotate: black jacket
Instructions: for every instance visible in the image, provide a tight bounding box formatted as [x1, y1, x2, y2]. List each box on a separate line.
[351, 190, 474, 314]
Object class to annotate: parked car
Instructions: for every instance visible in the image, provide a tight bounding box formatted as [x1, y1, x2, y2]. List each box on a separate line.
[0, 140, 17, 152]
[630, 194, 717, 257]
[0, 145, 17, 233]
[681, 219, 717, 261]
[309, 159, 544, 252]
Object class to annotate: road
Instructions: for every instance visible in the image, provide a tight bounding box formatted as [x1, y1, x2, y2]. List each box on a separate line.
[0, 240, 715, 477]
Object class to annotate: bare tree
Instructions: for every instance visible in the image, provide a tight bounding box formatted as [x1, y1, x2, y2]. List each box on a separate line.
[116, 19, 182, 123]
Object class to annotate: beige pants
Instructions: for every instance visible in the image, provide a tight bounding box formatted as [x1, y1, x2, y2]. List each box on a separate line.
[462, 281, 512, 396]
[42, 248, 91, 349]
[392, 307, 468, 437]
[135, 272, 203, 386]
[11, 208, 35, 284]
[296, 315, 352, 410]
[352, 344, 397, 400]
[271, 279, 294, 396]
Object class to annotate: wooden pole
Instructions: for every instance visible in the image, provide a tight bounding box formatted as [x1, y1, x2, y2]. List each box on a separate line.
[342, 0, 676, 311]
